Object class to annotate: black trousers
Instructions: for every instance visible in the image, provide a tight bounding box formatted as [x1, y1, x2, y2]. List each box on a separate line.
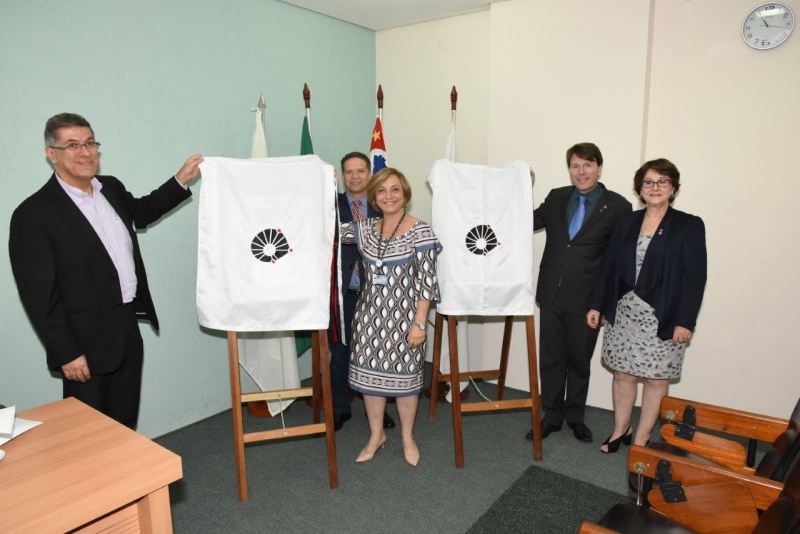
[329, 291, 359, 414]
[538, 291, 600, 427]
[62, 305, 144, 429]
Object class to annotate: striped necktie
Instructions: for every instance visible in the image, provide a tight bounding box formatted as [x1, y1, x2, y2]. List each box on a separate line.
[350, 200, 364, 287]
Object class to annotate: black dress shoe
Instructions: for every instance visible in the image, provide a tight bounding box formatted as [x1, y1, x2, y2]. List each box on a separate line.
[383, 412, 396, 429]
[568, 421, 594, 443]
[525, 422, 562, 440]
[333, 412, 352, 431]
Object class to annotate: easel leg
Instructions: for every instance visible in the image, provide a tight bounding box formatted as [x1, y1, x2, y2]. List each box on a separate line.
[448, 316, 465, 468]
[429, 312, 444, 422]
[526, 317, 543, 461]
[315, 330, 339, 488]
[312, 332, 321, 424]
[227, 332, 249, 501]
[497, 316, 513, 400]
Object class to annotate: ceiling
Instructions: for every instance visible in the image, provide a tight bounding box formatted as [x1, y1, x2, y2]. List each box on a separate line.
[278, 0, 506, 31]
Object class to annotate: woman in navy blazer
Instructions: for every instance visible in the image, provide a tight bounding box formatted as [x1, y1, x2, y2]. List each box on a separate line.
[587, 159, 707, 453]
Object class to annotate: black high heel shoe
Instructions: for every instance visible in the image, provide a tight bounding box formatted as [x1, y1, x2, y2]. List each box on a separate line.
[600, 426, 633, 454]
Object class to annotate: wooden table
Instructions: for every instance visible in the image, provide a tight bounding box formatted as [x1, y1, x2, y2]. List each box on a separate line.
[0, 397, 182, 533]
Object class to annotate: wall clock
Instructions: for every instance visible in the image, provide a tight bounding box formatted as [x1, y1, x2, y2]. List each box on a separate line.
[742, 3, 795, 50]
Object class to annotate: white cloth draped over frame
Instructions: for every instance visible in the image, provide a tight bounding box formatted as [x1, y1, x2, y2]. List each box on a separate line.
[427, 159, 534, 316]
[196, 155, 336, 331]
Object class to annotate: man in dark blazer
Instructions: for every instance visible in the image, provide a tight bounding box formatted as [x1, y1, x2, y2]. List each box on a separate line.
[528, 143, 632, 443]
[9, 112, 202, 429]
[330, 152, 394, 431]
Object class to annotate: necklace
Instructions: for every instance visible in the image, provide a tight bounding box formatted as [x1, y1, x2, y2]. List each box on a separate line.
[642, 209, 666, 236]
[375, 212, 406, 268]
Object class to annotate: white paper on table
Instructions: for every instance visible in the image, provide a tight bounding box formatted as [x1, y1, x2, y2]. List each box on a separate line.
[0, 418, 42, 447]
[0, 405, 14, 437]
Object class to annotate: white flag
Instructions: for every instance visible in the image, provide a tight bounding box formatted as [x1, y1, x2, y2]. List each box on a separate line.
[197, 155, 336, 331]
[444, 117, 456, 162]
[427, 159, 534, 316]
[251, 108, 268, 158]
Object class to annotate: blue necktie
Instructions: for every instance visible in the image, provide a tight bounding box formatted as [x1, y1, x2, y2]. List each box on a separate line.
[568, 195, 586, 240]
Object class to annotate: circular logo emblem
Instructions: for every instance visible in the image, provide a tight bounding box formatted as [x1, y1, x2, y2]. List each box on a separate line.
[465, 225, 499, 256]
[251, 228, 291, 263]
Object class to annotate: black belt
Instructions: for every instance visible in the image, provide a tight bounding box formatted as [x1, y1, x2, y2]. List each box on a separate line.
[346, 289, 361, 296]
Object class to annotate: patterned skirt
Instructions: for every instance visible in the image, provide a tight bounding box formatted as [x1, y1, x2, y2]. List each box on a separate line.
[601, 291, 685, 379]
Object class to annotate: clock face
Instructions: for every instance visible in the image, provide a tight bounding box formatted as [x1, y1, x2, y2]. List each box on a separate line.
[742, 3, 795, 50]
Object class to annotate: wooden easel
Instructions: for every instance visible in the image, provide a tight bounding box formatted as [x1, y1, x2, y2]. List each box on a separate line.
[226, 330, 338, 501]
[429, 313, 542, 467]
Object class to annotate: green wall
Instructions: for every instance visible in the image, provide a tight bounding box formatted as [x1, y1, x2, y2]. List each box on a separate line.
[0, 0, 375, 437]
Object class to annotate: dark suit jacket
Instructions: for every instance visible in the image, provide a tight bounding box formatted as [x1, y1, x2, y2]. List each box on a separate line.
[589, 207, 707, 340]
[9, 174, 191, 373]
[534, 183, 632, 315]
[338, 193, 380, 293]
[330, 193, 380, 344]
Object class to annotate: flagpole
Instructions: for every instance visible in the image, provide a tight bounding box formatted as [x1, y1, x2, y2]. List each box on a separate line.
[370, 86, 387, 173]
[257, 94, 266, 132]
[303, 83, 312, 136]
[377, 84, 383, 123]
[450, 85, 457, 131]
[434, 84, 471, 403]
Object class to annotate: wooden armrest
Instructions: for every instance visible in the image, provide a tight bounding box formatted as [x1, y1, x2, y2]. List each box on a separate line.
[628, 445, 783, 510]
[578, 522, 619, 534]
[660, 396, 788, 443]
[648, 482, 758, 533]
[660, 425, 747, 471]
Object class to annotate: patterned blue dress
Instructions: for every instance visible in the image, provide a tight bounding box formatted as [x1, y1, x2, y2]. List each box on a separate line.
[342, 218, 442, 396]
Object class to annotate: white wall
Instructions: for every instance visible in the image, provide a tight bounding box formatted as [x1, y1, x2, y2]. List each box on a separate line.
[377, 11, 492, 368]
[486, 0, 651, 411]
[644, 0, 800, 413]
[376, 10, 491, 217]
[1, 0, 376, 438]
[378, 0, 800, 418]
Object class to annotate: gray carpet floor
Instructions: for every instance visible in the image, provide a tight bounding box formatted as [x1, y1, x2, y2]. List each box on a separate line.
[155, 378, 645, 533]
[469, 465, 631, 533]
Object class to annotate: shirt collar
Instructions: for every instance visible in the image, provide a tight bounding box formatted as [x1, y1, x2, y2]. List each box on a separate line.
[346, 193, 367, 211]
[56, 173, 102, 201]
[570, 183, 604, 206]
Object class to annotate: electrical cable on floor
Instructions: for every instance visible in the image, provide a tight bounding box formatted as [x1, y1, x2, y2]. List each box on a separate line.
[278, 397, 286, 429]
[470, 377, 492, 402]
[424, 316, 494, 404]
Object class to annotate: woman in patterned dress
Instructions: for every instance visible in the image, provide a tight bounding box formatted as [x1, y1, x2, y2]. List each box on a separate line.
[341, 168, 442, 466]
[586, 159, 707, 453]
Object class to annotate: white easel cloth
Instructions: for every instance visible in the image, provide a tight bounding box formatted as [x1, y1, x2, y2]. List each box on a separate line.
[196, 155, 336, 331]
[427, 159, 534, 316]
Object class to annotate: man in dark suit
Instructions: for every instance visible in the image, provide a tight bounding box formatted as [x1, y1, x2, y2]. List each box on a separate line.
[528, 142, 632, 443]
[9, 112, 202, 429]
[330, 152, 394, 431]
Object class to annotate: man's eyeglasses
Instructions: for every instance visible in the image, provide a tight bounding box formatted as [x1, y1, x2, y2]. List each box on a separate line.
[641, 179, 672, 189]
[49, 141, 101, 152]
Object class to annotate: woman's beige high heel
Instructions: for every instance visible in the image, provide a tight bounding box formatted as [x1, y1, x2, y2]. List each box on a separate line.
[403, 439, 420, 467]
[356, 434, 387, 463]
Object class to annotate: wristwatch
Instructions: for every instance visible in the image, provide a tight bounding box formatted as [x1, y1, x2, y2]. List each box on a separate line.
[412, 321, 426, 330]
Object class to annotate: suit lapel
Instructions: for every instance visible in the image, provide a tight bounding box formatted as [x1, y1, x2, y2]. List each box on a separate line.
[622, 210, 645, 283]
[638, 207, 673, 286]
[43, 174, 116, 264]
[339, 193, 353, 221]
[553, 188, 573, 240]
[98, 177, 127, 224]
